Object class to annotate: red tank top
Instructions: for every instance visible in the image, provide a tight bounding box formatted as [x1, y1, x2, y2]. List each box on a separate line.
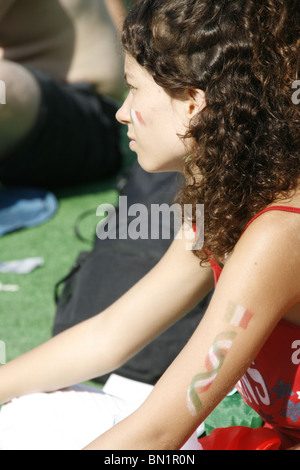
[210, 206, 300, 446]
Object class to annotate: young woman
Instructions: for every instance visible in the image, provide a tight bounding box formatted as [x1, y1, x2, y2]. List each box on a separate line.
[0, 0, 299, 450]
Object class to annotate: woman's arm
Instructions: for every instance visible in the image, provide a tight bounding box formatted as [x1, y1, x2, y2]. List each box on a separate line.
[85, 209, 300, 450]
[0, 234, 214, 405]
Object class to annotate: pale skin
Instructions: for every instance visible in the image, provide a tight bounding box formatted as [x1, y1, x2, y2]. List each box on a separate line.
[1, 55, 300, 450]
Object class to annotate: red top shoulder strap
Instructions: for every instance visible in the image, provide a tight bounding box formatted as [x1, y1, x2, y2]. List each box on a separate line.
[209, 206, 300, 286]
[242, 206, 300, 235]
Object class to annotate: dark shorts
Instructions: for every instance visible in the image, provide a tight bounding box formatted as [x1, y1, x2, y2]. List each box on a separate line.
[0, 67, 123, 188]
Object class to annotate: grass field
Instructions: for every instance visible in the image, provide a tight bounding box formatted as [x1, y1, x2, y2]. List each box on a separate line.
[0, 132, 135, 368]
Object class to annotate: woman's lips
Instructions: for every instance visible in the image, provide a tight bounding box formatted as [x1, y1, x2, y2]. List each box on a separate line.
[128, 134, 136, 149]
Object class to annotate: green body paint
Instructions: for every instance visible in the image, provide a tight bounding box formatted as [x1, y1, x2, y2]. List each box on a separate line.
[187, 302, 254, 416]
[187, 331, 237, 416]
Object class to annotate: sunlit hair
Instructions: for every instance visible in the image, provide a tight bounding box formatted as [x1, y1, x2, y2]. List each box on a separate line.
[122, 0, 300, 264]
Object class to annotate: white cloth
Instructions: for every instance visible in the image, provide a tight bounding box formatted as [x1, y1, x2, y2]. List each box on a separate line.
[0, 375, 153, 450]
[0, 374, 203, 450]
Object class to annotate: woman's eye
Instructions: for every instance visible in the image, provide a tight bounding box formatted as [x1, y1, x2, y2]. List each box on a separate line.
[126, 83, 137, 91]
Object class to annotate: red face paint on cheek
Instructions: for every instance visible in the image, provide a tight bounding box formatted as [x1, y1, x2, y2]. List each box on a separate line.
[136, 111, 146, 126]
[131, 109, 146, 126]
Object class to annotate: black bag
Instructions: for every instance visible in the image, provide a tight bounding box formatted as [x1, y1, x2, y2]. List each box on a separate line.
[53, 163, 212, 385]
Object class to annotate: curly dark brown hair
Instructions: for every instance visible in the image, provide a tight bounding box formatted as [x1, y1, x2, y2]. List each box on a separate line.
[122, 0, 300, 264]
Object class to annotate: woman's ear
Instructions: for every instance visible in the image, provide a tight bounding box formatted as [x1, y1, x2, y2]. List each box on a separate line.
[187, 89, 206, 119]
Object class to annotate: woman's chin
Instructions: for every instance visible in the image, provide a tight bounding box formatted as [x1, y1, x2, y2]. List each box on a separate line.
[137, 155, 184, 174]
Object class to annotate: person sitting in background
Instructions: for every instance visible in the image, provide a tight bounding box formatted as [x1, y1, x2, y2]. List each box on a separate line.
[0, 0, 131, 188]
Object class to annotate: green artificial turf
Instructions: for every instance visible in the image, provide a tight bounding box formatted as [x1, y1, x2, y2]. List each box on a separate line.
[0, 132, 135, 369]
[0, 181, 117, 361]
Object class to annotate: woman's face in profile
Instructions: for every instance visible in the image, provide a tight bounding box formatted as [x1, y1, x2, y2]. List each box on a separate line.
[116, 55, 199, 174]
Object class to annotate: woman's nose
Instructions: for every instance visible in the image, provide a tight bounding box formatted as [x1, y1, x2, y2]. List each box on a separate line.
[116, 95, 131, 125]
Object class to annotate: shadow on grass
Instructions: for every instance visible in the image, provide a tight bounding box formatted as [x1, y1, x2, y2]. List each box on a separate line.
[53, 176, 118, 201]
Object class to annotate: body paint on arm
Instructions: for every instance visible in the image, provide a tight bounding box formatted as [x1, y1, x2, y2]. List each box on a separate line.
[187, 302, 254, 416]
[224, 301, 254, 330]
[187, 331, 236, 416]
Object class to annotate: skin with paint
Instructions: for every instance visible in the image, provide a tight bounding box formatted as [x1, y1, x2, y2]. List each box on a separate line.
[118, 55, 205, 173]
[85, 19, 300, 447]
[187, 302, 254, 416]
[0, 0, 299, 451]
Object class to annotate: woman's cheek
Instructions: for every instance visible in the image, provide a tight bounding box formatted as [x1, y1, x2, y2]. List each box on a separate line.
[130, 109, 147, 127]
